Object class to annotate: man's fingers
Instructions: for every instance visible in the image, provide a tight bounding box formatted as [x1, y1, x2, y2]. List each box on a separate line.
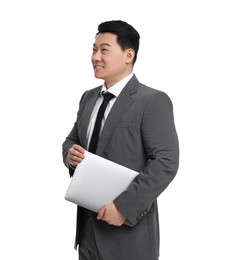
[97, 207, 105, 220]
[73, 144, 85, 153]
[67, 145, 85, 166]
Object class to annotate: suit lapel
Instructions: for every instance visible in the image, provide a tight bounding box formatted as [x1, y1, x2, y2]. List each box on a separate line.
[79, 87, 101, 148]
[96, 75, 139, 155]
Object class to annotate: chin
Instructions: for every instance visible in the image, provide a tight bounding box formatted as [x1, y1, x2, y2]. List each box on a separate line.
[94, 73, 104, 80]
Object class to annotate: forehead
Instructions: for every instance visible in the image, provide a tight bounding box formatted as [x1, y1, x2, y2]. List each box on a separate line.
[93, 32, 118, 46]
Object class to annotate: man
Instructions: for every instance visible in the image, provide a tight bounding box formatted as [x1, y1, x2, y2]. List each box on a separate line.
[62, 20, 179, 260]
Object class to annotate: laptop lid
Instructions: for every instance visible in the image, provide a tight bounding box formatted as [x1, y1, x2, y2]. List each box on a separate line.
[65, 151, 139, 212]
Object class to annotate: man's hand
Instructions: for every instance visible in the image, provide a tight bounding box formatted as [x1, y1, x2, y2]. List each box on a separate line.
[97, 202, 126, 226]
[67, 144, 85, 167]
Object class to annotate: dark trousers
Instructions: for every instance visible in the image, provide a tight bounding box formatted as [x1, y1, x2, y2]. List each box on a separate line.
[78, 209, 160, 260]
[78, 210, 103, 260]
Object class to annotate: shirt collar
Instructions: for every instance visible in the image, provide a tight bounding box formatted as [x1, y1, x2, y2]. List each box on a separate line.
[100, 73, 133, 97]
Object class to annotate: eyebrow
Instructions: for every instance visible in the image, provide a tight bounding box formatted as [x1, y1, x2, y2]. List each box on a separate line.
[93, 43, 112, 48]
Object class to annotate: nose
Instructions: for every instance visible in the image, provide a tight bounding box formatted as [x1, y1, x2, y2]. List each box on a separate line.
[92, 50, 101, 62]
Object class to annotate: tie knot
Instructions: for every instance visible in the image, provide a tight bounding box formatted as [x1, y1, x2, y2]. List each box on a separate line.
[103, 92, 115, 103]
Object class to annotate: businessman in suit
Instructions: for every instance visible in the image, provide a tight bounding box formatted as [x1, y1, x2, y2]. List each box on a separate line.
[62, 20, 179, 260]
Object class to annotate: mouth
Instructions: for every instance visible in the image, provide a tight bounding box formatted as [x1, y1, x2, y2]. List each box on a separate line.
[94, 65, 104, 70]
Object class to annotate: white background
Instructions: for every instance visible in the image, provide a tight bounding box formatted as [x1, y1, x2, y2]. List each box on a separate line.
[0, 0, 238, 259]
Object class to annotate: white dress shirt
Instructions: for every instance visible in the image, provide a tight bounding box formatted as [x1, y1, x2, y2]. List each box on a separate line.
[86, 73, 133, 149]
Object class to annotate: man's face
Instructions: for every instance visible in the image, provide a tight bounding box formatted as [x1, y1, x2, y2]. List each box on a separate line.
[91, 32, 133, 88]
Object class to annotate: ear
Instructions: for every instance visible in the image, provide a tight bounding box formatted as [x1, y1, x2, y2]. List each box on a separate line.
[125, 49, 135, 64]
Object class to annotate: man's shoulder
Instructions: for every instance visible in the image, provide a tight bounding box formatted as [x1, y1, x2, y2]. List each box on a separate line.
[139, 83, 164, 94]
[85, 85, 102, 95]
[136, 82, 171, 103]
[127, 74, 167, 97]
[79, 85, 102, 101]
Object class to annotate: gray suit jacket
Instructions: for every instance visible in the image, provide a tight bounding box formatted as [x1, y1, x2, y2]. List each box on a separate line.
[62, 75, 179, 260]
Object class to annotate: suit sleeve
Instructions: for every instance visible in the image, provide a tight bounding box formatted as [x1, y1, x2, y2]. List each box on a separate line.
[62, 91, 88, 177]
[114, 92, 179, 226]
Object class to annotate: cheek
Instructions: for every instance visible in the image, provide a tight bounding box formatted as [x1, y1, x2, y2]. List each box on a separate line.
[110, 55, 125, 67]
[91, 54, 95, 63]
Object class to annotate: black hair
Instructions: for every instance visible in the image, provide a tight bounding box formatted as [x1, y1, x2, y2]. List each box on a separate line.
[97, 20, 140, 64]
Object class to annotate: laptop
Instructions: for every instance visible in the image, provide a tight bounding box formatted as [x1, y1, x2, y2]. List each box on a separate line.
[65, 151, 139, 212]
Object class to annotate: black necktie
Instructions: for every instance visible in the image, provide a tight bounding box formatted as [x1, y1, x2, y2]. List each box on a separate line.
[89, 92, 115, 154]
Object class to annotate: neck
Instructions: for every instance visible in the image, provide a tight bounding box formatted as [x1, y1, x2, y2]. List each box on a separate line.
[105, 71, 133, 89]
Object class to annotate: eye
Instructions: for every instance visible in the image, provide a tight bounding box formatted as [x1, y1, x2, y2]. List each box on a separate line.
[102, 48, 109, 53]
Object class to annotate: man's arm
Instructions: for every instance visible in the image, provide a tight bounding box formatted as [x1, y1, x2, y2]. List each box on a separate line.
[62, 122, 81, 176]
[114, 92, 179, 226]
[62, 91, 88, 176]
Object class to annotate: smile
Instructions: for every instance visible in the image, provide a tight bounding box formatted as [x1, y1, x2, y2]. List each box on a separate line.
[94, 65, 104, 69]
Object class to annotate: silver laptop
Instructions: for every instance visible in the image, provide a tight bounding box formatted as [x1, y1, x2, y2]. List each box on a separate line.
[65, 151, 139, 212]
